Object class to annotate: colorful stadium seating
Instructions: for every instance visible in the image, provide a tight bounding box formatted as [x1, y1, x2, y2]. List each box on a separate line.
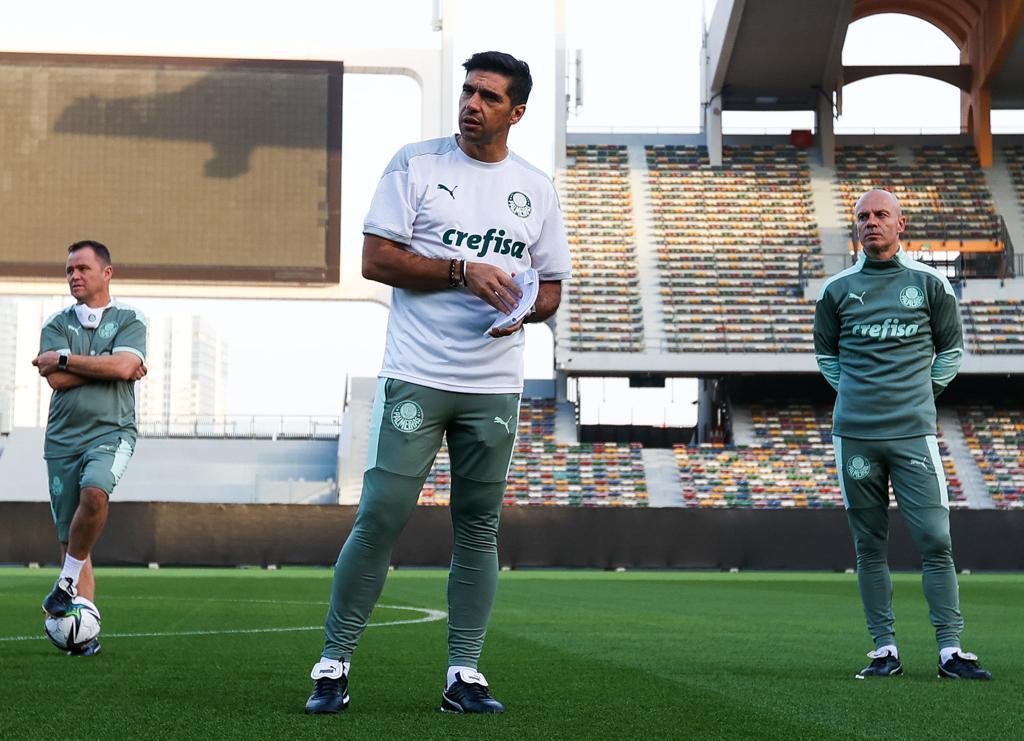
[835, 144, 999, 243]
[958, 404, 1024, 509]
[420, 398, 648, 506]
[646, 145, 821, 352]
[961, 300, 1024, 354]
[560, 144, 645, 352]
[675, 400, 964, 508]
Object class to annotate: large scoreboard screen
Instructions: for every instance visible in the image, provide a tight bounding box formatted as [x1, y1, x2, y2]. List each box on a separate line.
[0, 53, 341, 283]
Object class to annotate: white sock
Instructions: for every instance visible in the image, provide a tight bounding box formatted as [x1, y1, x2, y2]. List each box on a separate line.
[447, 665, 486, 689]
[59, 554, 86, 588]
[871, 644, 898, 659]
[940, 647, 961, 664]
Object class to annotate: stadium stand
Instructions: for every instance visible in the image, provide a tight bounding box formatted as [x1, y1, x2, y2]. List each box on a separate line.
[961, 300, 1024, 354]
[835, 144, 1000, 243]
[958, 404, 1024, 509]
[674, 400, 964, 508]
[419, 398, 648, 506]
[646, 144, 821, 352]
[560, 144, 645, 352]
[1002, 143, 1024, 213]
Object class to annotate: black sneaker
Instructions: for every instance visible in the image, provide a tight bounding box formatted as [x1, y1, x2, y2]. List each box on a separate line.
[938, 651, 992, 680]
[855, 649, 903, 679]
[441, 670, 505, 714]
[42, 577, 76, 617]
[68, 638, 101, 657]
[304, 660, 350, 714]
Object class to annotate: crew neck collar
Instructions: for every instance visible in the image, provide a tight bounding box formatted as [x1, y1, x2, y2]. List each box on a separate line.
[453, 135, 510, 168]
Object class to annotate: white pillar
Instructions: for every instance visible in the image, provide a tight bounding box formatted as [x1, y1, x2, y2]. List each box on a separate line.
[553, 0, 567, 172]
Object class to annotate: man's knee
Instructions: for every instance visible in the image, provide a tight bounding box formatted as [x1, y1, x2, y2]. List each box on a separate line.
[915, 528, 953, 560]
[78, 487, 109, 517]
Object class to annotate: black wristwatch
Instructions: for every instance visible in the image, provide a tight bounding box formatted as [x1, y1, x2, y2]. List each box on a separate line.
[58, 353, 69, 371]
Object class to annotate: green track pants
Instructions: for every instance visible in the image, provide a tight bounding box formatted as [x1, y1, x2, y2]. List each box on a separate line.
[322, 378, 520, 667]
[833, 434, 964, 650]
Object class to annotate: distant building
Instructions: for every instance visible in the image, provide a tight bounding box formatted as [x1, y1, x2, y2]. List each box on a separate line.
[138, 315, 229, 422]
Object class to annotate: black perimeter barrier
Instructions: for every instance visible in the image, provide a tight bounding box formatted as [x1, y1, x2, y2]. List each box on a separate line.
[2, 502, 1023, 570]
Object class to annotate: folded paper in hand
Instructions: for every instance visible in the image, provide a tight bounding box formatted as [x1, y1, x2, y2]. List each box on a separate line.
[486, 268, 539, 335]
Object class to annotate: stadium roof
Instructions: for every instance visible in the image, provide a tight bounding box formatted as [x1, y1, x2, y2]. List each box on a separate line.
[705, 0, 1024, 165]
[707, 0, 853, 112]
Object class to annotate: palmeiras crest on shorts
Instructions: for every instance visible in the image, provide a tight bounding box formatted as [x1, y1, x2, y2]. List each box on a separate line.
[899, 285, 925, 309]
[507, 191, 531, 218]
[391, 401, 424, 432]
[846, 455, 871, 480]
[98, 322, 118, 339]
[51, 475, 64, 496]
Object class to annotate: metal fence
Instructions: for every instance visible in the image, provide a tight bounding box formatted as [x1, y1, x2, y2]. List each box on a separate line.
[137, 415, 341, 440]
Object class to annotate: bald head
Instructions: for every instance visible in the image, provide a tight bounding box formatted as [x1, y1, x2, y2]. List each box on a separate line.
[855, 189, 901, 219]
[854, 189, 905, 260]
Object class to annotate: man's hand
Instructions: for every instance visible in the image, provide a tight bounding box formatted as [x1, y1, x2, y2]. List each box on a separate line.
[132, 364, 148, 381]
[466, 262, 523, 314]
[32, 351, 62, 377]
[489, 315, 528, 338]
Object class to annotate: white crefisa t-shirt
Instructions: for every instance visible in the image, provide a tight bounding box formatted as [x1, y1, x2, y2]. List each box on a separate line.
[364, 135, 572, 393]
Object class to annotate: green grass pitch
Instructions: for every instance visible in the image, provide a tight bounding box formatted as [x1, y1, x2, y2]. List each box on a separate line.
[1, 568, 1021, 740]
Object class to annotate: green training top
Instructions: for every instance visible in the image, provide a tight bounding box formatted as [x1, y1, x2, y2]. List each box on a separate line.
[39, 301, 148, 459]
[813, 246, 963, 440]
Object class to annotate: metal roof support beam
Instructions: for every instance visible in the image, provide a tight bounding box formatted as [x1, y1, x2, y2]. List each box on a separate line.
[703, 0, 745, 167]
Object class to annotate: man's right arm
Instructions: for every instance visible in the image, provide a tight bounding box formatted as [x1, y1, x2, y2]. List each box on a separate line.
[362, 234, 522, 315]
[46, 371, 90, 391]
[813, 289, 841, 392]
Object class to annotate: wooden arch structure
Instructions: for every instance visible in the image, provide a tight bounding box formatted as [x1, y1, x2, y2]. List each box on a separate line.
[852, 0, 1024, 166]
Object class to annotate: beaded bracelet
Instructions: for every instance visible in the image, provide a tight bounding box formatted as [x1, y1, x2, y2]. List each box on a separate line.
[448, 258, 459, 287]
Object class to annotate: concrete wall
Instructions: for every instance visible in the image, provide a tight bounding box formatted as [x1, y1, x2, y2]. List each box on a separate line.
[0, 428, 337, 505]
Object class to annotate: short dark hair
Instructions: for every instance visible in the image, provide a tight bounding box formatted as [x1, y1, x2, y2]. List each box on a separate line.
[68, 240, 112, 266]
[463, 51, 532, 106]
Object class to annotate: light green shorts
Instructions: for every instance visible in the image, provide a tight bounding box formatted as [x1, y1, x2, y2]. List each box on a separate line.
[46, 438, 134, 542]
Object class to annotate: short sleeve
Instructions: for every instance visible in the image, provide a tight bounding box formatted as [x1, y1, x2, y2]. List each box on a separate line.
[529, 187, 572, 281]
[40, 314, 70, 354]
[362, 149, 417, 246]
[112, 312, 147, 362]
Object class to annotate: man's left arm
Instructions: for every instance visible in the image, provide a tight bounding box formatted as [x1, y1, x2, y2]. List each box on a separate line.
[930, 281, 964, 397]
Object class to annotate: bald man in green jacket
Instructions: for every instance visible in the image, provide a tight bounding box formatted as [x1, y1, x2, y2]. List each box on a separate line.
[814, 189, 990, 681]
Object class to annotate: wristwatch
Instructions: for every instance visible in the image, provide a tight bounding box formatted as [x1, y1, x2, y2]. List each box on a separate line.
[58, 353, 69, 371]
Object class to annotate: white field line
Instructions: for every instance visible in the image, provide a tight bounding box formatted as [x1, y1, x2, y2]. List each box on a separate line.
[0, 603, 446, 643]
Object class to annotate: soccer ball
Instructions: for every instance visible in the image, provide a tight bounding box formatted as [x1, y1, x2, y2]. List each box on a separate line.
[44, 597, 101, 653]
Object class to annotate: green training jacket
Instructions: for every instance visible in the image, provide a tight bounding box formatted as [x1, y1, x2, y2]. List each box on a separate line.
[813, 246, 963, 440]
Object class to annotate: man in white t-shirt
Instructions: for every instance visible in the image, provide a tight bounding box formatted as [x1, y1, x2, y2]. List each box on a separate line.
[305, 51, 571, 717]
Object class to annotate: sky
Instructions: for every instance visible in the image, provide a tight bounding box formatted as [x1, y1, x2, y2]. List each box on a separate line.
[3, 1, 1022, 423]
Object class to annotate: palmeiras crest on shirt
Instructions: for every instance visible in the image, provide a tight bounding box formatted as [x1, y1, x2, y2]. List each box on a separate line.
[98, 322, 119, 339]
[507, 191, 531, 218]
[391, 401, 424, 432]
[899, 286, 925, 309]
